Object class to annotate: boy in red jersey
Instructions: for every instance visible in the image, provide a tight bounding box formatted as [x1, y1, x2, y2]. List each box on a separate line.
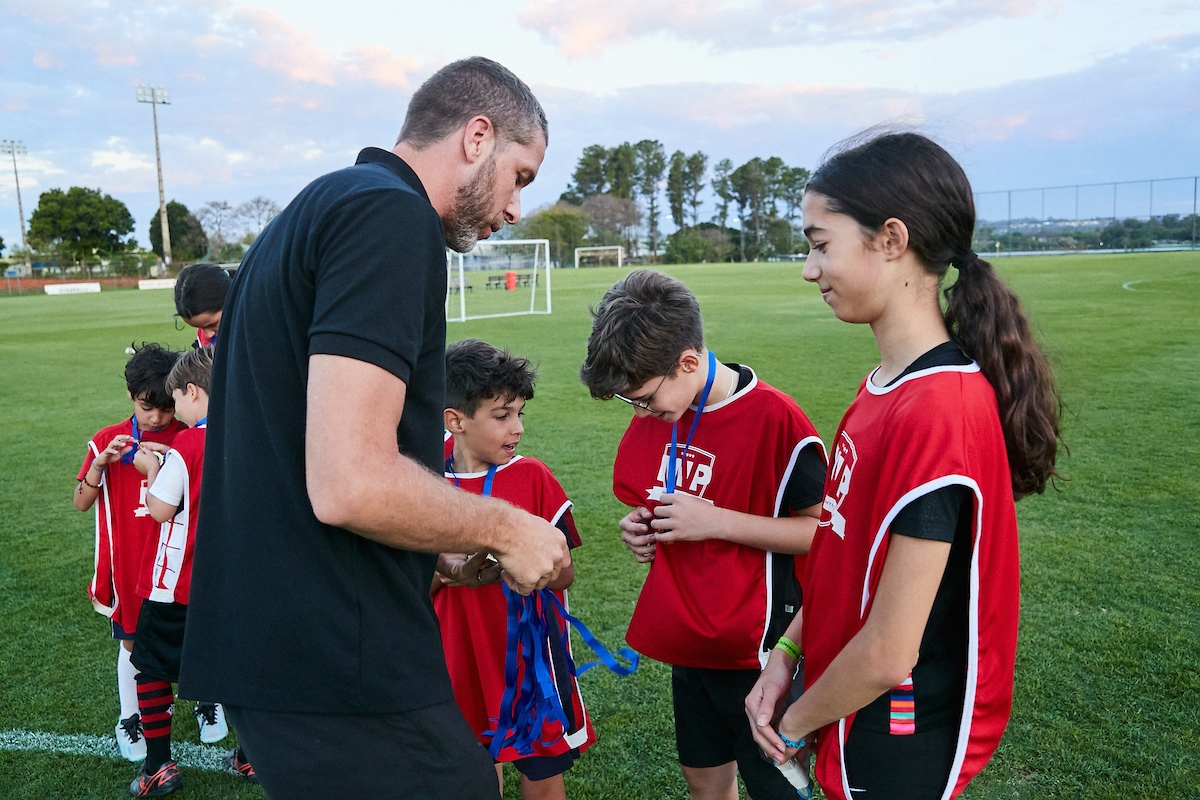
[434, 339, 593, 800]
[128, 346, 255, 797]
[580, 269, 827, 800]
[74, 343, 185, 763]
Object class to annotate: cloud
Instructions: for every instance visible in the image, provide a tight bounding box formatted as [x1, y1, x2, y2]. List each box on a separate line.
[519, 0, 1053, 57]
[33, 51, 64, 69]
[90, 138, 154, 172]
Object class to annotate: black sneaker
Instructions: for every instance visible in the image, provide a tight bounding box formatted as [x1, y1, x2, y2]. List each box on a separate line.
[129, 759, 182, 797]
[226, 747, 259, 784]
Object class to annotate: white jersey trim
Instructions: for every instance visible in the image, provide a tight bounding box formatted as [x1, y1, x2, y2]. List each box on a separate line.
[864, 362, 980, 396]
[691, 363, 757, 413]
[549, 499, 573, 529]
[442, 454, 525, 479]
[87, 439, 117, 619]
[855, 474, 982, 800]
[148, 448, 193, 603]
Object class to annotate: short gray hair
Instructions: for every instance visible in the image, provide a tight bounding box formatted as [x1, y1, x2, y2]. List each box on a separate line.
[398, 57, 548, 150]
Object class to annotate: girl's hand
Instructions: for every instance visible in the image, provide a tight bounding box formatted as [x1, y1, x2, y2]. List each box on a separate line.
[651, 492, 722, 543]
[619, 507, 657, 562]
[95, 435, 135, 467]
[746, 649, 800, 763]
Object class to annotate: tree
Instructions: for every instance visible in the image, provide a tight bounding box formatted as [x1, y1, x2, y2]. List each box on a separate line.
[684, 152, 709, 228]
[510, 202, 590, 266]
[779, 166, 810, 253]
[0, 233, 5, 255]
[238, 196, 282, 234]
[667, 151, 687, 230]
[561, 145, 609, 204]
[711, 159, 734, 230]
[730, 159, 767, 261]
[581, 194, 642, 254]
[150, 201, 207, 262]
[27, 187, 135, 273]
[634, 140, 666, 262]
[196, 201, 242, 253]
[605, 142, 638, 200]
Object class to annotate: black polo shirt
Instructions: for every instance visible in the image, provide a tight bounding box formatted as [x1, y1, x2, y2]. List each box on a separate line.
[179, 148, 451, 713]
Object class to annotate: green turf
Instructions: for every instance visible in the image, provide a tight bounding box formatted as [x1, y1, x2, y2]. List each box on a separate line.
[1, 253, 1197, 799]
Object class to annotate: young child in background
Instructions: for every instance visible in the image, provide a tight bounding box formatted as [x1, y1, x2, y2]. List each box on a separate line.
[434, 339, 594, 800]
[74, 343, 186, 763]
[173, 263, 230, 348]
[579, 269, 827, 800]
[129, 346, 255, 797]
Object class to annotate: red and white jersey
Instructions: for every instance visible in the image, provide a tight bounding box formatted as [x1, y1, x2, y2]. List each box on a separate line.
[802, 364, 1019, 800]
[434, 454, 594, 762]
[78, 417, 187, 633]
[141, 424, 206, 604]
[613, 369, 823, 670]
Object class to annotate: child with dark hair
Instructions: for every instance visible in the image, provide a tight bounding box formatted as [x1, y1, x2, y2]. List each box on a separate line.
[434, 338, 593, 800]
[746, 132, 1063, 800]
[73, 343, 187, 763]
[580, 269, 827, 800]
[128, 346, 255, 796]
[173, 263, 230, 348]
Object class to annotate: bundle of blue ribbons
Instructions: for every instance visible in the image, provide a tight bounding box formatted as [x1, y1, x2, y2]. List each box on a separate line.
[485, 586, 639, 758]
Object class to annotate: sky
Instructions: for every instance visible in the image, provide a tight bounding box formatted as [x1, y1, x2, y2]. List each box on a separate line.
[1, 0, 1199, 251]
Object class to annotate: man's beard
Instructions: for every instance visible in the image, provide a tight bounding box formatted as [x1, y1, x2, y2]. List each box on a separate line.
[443, 154, 498, 253]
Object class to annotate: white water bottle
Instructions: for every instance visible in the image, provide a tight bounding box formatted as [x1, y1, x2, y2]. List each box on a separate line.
[775, 754, 813, 799]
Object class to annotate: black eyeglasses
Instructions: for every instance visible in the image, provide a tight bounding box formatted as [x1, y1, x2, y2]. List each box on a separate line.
[614, 373, 668, 411]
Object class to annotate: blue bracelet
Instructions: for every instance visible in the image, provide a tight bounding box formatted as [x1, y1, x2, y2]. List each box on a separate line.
[778, 731, 806, 750]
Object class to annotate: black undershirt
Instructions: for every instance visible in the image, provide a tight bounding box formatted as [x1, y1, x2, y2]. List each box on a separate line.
[854, 341, 974, 733]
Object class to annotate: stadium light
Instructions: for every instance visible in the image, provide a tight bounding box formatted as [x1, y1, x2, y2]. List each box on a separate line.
[0, 140, 29, 270]
[136, 84, 172, 266]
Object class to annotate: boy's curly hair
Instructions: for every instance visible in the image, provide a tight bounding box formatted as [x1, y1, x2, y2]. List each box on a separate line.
[445, 339, 537, 416]
[124, 343, 180, 410]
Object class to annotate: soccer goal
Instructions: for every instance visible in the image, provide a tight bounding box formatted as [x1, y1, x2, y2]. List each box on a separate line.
[446, 239, 552, 322]
[574, 245, 624, 268]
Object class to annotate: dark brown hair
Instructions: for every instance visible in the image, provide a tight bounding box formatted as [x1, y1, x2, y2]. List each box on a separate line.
[398, 57, 548, 150]
[807, 132, 1062, 498]
[580, 269, 704, 399]
[174, 263, 230, 319]
[125, 342, 180, 410]
[445, 339, 537, 417]
[166, 345, 215, 396]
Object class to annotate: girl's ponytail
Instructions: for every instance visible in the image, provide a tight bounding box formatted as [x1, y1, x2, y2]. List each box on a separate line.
[807, 131, 1064, 498]
[943, 254, 1063, 498]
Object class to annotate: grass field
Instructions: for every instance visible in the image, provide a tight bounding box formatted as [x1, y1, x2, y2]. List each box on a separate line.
[1, 252, 1197, 799]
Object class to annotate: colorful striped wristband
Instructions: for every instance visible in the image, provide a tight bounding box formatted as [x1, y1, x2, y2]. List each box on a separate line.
[774, 636, 801, 662]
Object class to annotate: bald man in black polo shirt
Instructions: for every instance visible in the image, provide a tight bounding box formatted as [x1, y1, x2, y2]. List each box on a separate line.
[179, 58, 567, 800]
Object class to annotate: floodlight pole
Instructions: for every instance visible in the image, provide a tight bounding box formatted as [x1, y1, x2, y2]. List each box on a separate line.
[137, 84, 172, 266]
[0, 140, 29, 270]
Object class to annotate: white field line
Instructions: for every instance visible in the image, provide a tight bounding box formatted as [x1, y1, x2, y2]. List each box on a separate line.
[0, 729, 231, 773]
[1122, 280, 1145, 291]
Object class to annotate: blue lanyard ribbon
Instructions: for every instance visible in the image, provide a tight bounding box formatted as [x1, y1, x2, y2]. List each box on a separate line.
[195, 416, 207, 428]
[665, 350, 717, 494]
[120, 415, 141, 465]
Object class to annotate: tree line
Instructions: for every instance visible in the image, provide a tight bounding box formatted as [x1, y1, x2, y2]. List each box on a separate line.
[973, 215, 1200, 253]
[508, 141, 810, 265]
[5, 187, 281, 276]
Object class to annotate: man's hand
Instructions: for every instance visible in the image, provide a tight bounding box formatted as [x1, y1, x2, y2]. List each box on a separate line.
[436, 551, 503, 589]
[620, 507, 656, 562]
[493, 510, 570, 595]
[651, 492, 723, 543]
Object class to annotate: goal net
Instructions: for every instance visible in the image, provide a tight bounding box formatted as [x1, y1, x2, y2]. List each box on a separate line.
[446, 239, 552, 322]
[574, 245, 624, 268]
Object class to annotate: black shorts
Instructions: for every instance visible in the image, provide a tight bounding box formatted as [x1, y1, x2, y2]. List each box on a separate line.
[131, 601, 187, 683]
[671, 665, 801, 800]
[843, 724, 958, 800]
[110, 618, 135, 641]
[509, 748, 580, 781]
[225, 700, 501, 800]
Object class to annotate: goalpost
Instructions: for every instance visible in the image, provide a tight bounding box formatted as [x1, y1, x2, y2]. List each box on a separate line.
[574, 245, 624, 268]
[446, 238, 552, 322]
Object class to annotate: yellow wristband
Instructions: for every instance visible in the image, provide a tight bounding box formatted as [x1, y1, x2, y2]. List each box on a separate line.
[774, 636, 801, 662]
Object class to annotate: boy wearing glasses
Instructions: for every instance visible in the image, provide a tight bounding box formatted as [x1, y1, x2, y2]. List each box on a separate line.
[580, 269, 826, 800]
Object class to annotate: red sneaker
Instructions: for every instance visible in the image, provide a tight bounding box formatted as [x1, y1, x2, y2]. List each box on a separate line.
[129, 759, 182, 797]
[226, 747, 259, 784]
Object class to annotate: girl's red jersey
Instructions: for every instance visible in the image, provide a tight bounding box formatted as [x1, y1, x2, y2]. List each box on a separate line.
[141, 424, 206, 604]
[802, 364, 1020, 800]
[613, 369, 823, 670]
[78, 417, 188, 633]
[434, 454, 594, 763]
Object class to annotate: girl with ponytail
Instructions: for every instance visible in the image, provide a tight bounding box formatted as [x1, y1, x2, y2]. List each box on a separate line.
[745, 132, 1062, 800]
